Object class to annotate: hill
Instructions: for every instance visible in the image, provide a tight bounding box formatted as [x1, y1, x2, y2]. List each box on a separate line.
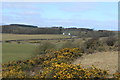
[1, 24, 62, 34]
[1, 24, 117, 38]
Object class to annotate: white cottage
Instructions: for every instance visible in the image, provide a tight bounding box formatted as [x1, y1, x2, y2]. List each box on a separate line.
[68, 33, 71, 36]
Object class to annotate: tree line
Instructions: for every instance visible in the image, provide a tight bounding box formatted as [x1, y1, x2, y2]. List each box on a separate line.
[1, 24, 116, 38]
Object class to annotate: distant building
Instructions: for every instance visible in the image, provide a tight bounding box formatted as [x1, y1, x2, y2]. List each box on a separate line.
[68, 33, 71, 36]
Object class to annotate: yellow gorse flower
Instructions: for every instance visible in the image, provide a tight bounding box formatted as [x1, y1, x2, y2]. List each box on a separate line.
[2, 48, 111, 79]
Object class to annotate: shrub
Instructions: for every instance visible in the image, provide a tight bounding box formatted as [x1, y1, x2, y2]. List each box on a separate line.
[113, 40, 120, 51]
[71, 38, 75, 42]
[42, 48, 82, 67]
[17, 41, 21, 44]
[105, 37, 117, 46]
[29, 41, 41, 43]
[5, 40, 11, 43]
[61, 41, 77, 48]
[113, 72, 120, 79]
[36, 41, 55, 54]
[2, 65, 27, 78]
[81, 38, 102, 53]
[78, 31, 115, 38]
[2, 48, 111, 79]
[40, 63, 108, 78]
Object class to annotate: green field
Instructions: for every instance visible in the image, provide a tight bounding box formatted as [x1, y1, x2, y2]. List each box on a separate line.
[2, 34, 70, 41]
[2, 43, 38, 63]
[2, 34, 70, 63]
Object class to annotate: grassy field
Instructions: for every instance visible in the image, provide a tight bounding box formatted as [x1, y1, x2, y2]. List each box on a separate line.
[2, 35, 84, 63]
[2, 34, 70, 41]
[2, 43, 38, 63]
[1, 38, 85, 63]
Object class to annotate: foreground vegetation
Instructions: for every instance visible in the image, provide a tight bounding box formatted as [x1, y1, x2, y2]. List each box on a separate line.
[1, 48, 106, 78]
[2, 48, 120, 79]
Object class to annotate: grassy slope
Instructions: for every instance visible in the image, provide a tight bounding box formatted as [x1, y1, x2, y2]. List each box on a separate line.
[72, 51, 118, 76]
[2, 43, 38, 63]
[2, 34, 70, 41]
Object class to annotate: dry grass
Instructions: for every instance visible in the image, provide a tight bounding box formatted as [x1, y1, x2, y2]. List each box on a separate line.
[2, 33, 70, 41]
[72, 51, 118, 75]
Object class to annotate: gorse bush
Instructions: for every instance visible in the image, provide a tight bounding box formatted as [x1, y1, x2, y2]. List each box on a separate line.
[79, 36, 118, 54]
[2, 65, 27, 78]
[113, 72, 120, 79]
[84, 38, 100, 49]
[41, 48, 82, 68]
[105, 37, 117, 46]
[2, 48, 120, 79]
[41, 63, 108, 79]
[2, 48, 82, 78]
[81, 38, 103, 53]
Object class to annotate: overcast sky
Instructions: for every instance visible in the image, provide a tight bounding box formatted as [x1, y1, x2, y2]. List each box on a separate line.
[1, 2, 118, 30]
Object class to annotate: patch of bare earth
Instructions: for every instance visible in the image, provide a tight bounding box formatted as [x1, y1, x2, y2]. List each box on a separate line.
[72, 51, 118, 77]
